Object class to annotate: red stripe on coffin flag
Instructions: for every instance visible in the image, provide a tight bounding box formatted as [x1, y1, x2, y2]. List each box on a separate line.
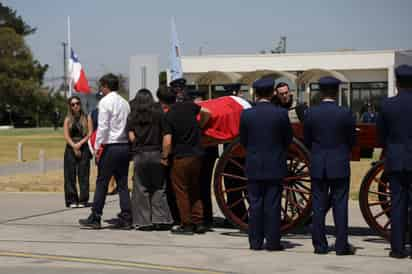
[197, 96, 251, 140]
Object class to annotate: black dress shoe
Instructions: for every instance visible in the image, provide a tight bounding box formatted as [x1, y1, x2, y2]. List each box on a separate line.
[314, 248, 328, 255]
[249, 246, 264, 251]
[336, 245, 356, 256]
[79, 213, 101, 229]
[265, 244, 285, 251]
[153, 223, 172, 231]
[194, 224, 209, 234]
[108, 219, 132, 230]
[136, 225, 154, 231]
[389, 250, 408, 259]
[170, 225, 194, 235]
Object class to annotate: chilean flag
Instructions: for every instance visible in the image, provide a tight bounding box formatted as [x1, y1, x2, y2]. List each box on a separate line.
[197, 96, 252, 140]
[69, 49, 90, 93]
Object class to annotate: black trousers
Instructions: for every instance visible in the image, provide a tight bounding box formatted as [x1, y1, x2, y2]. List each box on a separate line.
[311, 177, 349, 253]
[247, 179, 283, 249]
[63, 145, 90, 207]
[388, 171, 412, 253]
[92, 144, 131, 220]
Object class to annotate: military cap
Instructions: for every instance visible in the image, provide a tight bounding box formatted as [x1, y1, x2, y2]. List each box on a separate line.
[170, 78, 187, 88]
[252, 78, 275, 90]
[319, 76, 341, 89]
[395, 65, 412, 80]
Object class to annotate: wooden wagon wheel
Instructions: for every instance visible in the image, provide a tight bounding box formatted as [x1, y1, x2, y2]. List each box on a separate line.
[359, 160, 391, 240]
[213, 137, 312, 233]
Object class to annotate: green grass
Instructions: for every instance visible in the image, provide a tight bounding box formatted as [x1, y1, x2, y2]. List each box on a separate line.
[0, 128, 65, 164]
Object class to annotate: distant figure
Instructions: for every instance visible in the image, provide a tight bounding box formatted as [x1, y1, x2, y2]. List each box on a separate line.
[52, 108, 61, 130]
[360, 103, 377, 123]
[63, 96, 91, 208]
[377, 65, 412, 259]
[304, 76, 357, 256]
[240, 78, 293, 251]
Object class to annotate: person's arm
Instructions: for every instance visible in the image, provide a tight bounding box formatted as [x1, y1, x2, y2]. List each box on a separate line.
[161, 134, 172, 166]
[239, 111, 248, 148]
[282, 110, 293, 147]
[376, 108, 386, 147]
[63, 117, 77, 148]
[198, 107, 211, 129]
[95, 101, 109, 151]
[128, 131, 136, 143]
[303, 110, 312, 150]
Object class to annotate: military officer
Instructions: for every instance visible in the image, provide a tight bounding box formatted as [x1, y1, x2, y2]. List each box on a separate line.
[304, 76, 357, 255]
[377, 65, 412, 259]
[240, 78, 293, 251]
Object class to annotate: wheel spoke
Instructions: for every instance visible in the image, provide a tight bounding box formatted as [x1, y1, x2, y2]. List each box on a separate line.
[373, 206, 391, 219]
[373, 177, 389, 189]
[222, 172, 247, 181]
[368, 190, 391, 197]
[224, 185, 247, 193]
[228, 197, 245, 209]
[294, 181, 311, 192]
[228, 158, 244, 171]
[283, 185, 311, 195]
[284, 173, 310, 182]
[368, 200, 390, 207]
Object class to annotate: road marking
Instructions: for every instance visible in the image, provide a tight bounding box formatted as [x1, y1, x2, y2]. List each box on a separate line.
[0, 251, 225, 274]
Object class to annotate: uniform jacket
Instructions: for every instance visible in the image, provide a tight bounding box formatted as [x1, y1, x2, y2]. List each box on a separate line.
[377, 90, 412, 172]
[239, 101, 293, 180]
[304, 101, 356, 179]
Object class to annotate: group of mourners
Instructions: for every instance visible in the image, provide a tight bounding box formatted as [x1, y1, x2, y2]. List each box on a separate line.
[62, 64, 412, 259]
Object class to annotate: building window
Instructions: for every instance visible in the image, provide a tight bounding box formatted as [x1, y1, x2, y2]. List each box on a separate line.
[351, 82, 387, 121]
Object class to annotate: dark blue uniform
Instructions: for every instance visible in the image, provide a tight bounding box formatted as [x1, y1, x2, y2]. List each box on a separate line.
[240, 99, 293, 250]
[377, 82, 412, 256]
[304, 94, 356, 254]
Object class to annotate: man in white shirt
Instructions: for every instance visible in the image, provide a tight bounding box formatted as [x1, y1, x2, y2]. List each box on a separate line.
[79, 73, 132, 229]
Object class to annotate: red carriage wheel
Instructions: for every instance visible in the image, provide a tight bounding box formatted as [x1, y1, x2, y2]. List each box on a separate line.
[213, 137, 312, 233]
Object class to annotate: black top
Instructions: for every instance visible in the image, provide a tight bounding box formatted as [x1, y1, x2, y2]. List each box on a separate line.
[69, 117, 86, 143]
[127, 104, 167, 153]
[164, 101, 203, 158]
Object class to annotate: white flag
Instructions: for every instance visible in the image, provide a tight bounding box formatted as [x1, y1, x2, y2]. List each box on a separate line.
[170, 17, 183, 81]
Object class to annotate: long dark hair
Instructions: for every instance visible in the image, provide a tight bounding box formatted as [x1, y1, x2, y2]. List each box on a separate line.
[129, 89, 155, 125]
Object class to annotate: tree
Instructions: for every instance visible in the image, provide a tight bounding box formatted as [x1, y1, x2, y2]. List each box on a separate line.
[0, 3, 48, 126]
[0, 3, 36, 36]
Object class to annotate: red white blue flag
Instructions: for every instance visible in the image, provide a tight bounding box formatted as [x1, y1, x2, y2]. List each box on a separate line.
[69, 49, 90, 93]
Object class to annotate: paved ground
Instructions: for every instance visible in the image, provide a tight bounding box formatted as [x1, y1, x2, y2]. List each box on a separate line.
[0, 192, 411, 274]
[0, 159, 63, 176]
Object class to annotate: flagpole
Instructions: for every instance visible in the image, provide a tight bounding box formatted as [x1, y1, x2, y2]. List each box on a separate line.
[67, 16, 72, 97]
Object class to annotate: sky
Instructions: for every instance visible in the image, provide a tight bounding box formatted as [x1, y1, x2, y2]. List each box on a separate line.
[3, 0, 412, 84]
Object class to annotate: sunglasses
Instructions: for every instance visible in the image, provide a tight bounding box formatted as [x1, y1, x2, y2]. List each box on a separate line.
[71, 102, 80, 107]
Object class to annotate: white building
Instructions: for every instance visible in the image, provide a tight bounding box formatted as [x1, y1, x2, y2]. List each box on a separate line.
[179, 49, 412, 118]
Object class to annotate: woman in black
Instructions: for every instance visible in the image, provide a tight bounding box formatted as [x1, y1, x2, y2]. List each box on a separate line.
[128, 89, 173, 230]
[63, 96, 91, 208]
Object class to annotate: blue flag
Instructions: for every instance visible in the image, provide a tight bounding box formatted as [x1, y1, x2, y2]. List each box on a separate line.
[170, 17, 183, 81]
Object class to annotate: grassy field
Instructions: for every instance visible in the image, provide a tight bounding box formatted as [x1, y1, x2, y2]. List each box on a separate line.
[0, 127, 379, 200]
[0, 128, 65, 164]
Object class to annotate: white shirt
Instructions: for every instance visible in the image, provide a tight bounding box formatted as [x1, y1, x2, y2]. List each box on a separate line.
[95, 91, 130, 150]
